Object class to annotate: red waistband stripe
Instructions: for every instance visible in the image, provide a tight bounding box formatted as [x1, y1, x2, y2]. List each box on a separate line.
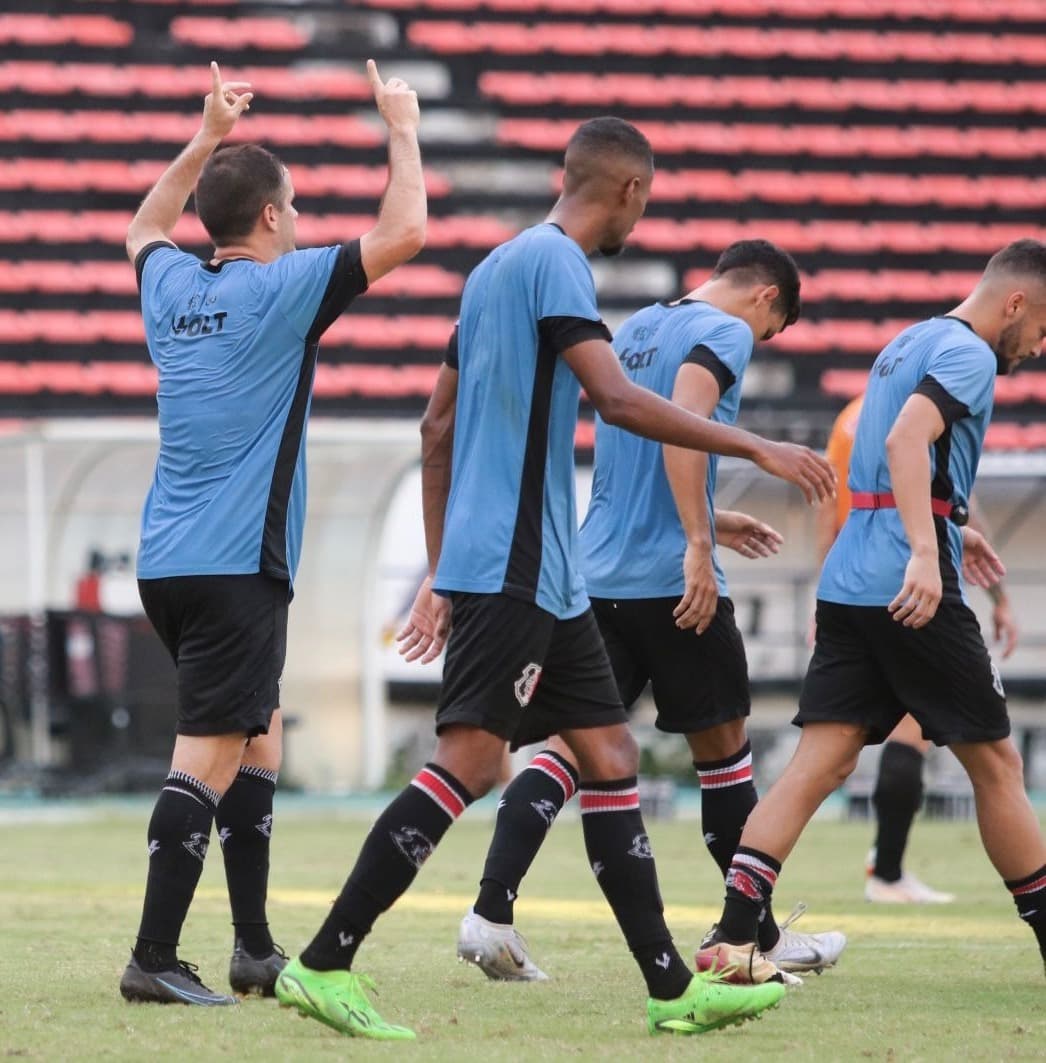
[1011, 872, 1046, 896]
[579, 787, 640, 815]
[531, 753, 578, 801]
[411, 768, 467, 819]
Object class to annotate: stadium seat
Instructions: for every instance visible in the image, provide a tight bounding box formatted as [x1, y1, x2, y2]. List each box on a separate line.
[0, 14, 132, 47]
[170, 16, 311, 50]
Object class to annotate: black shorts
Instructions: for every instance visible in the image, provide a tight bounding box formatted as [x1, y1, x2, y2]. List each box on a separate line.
[797, 599, 1009, 746]
[436, 592, 627, 750]
[138, 573, 289, 738]
[591, 596, 750, 733]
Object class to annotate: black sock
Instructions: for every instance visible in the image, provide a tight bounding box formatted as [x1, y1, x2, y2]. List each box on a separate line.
[580, 778, 691, 1000]
[692, 741, 781, 949]
[872, 741, 925, 882]
[133, 771, 220, 972]
[474, 749, 579, 925]
[718, 846, 781, 946]
[300, 764, 472, 971]
[216, 765, 277, 958]
[1005, 865, 1046, 966]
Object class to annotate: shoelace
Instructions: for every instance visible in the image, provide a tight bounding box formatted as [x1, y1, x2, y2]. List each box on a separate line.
[777, 901, 808, 933]
[697, 957, 741, 984]
[175, 960, 205, 986]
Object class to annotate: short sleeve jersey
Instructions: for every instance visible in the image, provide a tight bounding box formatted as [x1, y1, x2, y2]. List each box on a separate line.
[434, 223, 610, 619]
[818, 316, 996, 606]
[135, 240, 368, 583]
[580, 300, 755, 599]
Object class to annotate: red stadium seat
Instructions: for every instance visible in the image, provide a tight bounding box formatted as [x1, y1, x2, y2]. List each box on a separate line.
[0, 111, 383, 148]
[0, 14, 132, 47]
[0, 159, 452, 199]
[410, 22, 1046, 66]
[170, 16, 310, 50]
[479, 71, 1046, 116]
[0, 61, 375, 101]
[359, 0, 1045, 21]
[499, 118, 1046, 161]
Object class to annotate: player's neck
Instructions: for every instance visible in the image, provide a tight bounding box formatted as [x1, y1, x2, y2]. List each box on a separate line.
[545, 197, 604, 255]
[210, 238, 279, 266]
[946, 295, 999, 348]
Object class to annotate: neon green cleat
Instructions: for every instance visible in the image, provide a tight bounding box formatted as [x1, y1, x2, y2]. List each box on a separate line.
[647, 970, 786, 1035]
[275, 957, 416, 1041]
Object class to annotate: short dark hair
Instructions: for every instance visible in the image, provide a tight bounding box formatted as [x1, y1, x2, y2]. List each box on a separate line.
[194, 144, 287, 245]
[712, 239, 802, 327]
[984, 239, 1046, 284]
[563, 117, 653, 189]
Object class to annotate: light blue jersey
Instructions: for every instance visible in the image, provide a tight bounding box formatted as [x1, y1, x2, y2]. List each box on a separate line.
[819, 316, 996, 606]
[580, 300, 754, 599]
[136, 240, 367, 582]
[434, 223, 611, 619]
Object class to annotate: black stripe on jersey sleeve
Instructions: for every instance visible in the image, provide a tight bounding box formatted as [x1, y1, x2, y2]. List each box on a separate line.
[134, 240, 176, 292]
[914, 374, 971, 427]
[444, 326, 459, 369]
[305, 239, 369, 342]
[683, 343, 736, 399]
[537, 315, 612, 356]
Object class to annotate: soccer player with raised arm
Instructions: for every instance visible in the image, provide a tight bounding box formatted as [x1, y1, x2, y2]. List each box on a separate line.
[274, 118, 835, 1040]
[120, 60, 425, 1006]
[454, 240, 846, 986]
[696, 239, 1046, 984]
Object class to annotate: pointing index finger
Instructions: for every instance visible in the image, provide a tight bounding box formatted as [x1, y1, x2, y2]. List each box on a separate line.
[210, 60, 221, 95]
[366, 58, 383, 91]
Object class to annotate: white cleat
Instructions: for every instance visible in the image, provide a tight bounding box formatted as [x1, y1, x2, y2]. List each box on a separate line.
[865, 873, 956, 904]
[457, 909, 549, 982]
[763, 903, 847, 974]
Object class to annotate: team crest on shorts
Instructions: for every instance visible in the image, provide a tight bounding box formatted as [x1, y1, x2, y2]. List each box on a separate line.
[990, 660, 1005, 698]
[514, 662, 543, 707]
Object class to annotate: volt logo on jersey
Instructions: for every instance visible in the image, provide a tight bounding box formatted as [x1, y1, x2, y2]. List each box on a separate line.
[171, 311, 228, 337]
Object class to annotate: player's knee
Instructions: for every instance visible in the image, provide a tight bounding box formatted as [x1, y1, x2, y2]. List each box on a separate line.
[959, 738, 1024, 790]
[597, 728, 640, 780]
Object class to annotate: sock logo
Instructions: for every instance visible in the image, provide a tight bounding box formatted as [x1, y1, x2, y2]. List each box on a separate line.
[703, 831, 716, 846]
[628, 833, 654, 859]
[147, 839, 160, 856]
[255, 814, 273, 838]
[513, 662, 542, 708]
[218, 827, 232, 849]
[338, 931, 355, 948]
[391, 825, 435, 869]
[182, 832, 209, 863]
[507, 888, 517, 902]
[726, 868, 761, 901]
[591, 860, 604, 878]
[655, 952, 671, 970]
[531, 798, 558, 827]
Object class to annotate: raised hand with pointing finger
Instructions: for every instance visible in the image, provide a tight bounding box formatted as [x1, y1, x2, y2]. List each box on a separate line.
[201, 61, 253, 142]
[366, 58, 420, 133]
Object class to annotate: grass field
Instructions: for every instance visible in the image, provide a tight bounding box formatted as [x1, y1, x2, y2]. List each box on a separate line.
[3, 801, 1045, 1061]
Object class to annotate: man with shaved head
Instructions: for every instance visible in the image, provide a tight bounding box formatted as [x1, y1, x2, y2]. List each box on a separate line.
[695, 239, 1046, 984]
[275, 117, 838, 1040]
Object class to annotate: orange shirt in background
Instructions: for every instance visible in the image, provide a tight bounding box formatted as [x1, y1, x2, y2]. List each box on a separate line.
[824, 395, 864, 535]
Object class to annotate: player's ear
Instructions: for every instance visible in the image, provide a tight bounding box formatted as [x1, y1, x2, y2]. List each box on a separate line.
[758, 284, 779, 309]
[261, 202, 279, 231]
[622, 174, 641, 205]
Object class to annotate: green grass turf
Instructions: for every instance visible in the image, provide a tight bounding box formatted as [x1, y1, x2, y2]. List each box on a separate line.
[2, 806, 1044, 1061]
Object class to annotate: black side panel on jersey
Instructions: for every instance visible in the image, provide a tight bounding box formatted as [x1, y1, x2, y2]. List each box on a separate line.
[931, 424, 962, 602]
[502, 337, 558, 601]
[259, 241, 367, 579]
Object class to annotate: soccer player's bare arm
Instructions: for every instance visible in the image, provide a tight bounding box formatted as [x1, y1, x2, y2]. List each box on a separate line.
[126, 62, 252, 263]
[396, 362, 457, 664]
[562, 337, 836, 505]
[663, 362, 719, 634]
[359, 60, 426, 285]
[885, 393, 946, 627]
